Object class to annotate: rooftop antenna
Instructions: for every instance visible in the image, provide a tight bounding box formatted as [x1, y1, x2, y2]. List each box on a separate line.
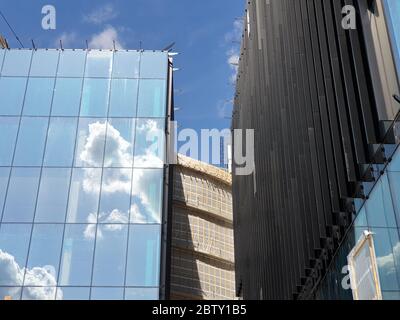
[139, 40, 142, 50]
[85, 40, 89, 50]
[162, 42, 175, 52]
[113, 40, 116, 51]
[31, 39, 36, 50]
[59, 39, 63, 51]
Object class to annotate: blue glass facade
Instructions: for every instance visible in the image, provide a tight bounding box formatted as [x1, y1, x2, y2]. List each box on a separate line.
[315, 146, 400, 300]
[384, 0, 400, 78]
[0, 48, 171, 300]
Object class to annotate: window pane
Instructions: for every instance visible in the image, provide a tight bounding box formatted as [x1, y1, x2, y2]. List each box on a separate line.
[66, 168, 101, 223]
[0, 77, 27, 115]
[388, 172, 400, 226]
[125, 287, 158, 300]
[80, 79, 110, 117]
[91, 287, 123, 300]
[74, 118, 106, 167]
[354, 206, 368, 228]
[44, 117, 77, 167]
[0, 223, 32, 285]
[388, 148, 400, 172]
[57, 50, 86, 77]
[24, 224, 63, 287]
[85, 50, 113, 78]
[13, 117, 48, 166]
[2, 168, 41, 222]
[1, 50, 32, 76]
[383, 0, 400, 76]
[0, 168, 10, 219]
[140, 52, 168, 79]
[92, 224, 128, 286]
[0, 287, 22, 300]
[30, 50, 59, 77]
[0, 117, 19, 165]
[371, 227, 400, 291]
[35, 168, 71, 223]
[113, 51, 140, 78]
[59, 224, 95, 286]
[109, 79, 138, 117]
[21, 287, 57, 300]
[99, 168, 131, 225]
[22, 78, 55, 116]
[130, 169, 163, 223]
[104, 118, 135, 167]
[366, 177, 397, 227]
[126, 225, 161, 286]
[134, 118, 165, 168]
[57, 287, 90, 300]
[51, 78, 82, 116]
[0, 49, 5, 67]
[137, 79, 167, 117]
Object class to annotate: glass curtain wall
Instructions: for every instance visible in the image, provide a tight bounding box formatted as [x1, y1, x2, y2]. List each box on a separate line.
[0, 48, 169, 300]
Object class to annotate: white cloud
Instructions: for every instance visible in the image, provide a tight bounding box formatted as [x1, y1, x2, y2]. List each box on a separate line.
[225, 20, 243, 84]
[83, 4, 118, 25]
[0, 250, 62, 300]
[88, 26, 124, 50]
[55, 32, 78, 48]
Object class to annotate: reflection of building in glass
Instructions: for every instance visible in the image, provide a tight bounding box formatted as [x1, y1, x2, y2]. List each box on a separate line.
[170, 155, 235, 300]
[232, 0, 400, 300]
[0, 48, 173, 300]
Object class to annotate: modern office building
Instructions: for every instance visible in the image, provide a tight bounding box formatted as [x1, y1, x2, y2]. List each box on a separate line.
[232, 0, 400, 299]
[0, 48, 174, 300]
[170, 154, 235, 300]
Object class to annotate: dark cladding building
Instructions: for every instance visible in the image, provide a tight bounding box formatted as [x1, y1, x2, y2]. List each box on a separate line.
[232, 0, 400, 299]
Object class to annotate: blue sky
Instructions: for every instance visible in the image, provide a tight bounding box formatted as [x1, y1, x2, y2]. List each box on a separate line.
[0, 0, 244, 138]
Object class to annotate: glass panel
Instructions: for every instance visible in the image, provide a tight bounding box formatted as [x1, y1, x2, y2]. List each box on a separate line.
[0, 49, 5, 67]
[112, 51, 140, 78]
[57, 287, 90, 300]
[2, 168, 41, 222]
[13, 117, 48, 166]
[104, 118, 135, 167]
[57, 50, 86, 77]
[0, 117, 19, 165]
[130, 169, 163, 223]
[43, 117, 77, 167]
[140, 52, 168, 79]
[383, 0, 400, 76]
[21, 287, 57, 300]
[0, 287, 22, 300]
[387, 148, 400, 172]
[98, 168, 131, 224]
[125, 288, 159, 300]
[91, 287, 123, 300]
[109, 79, 138, 117]
[22, 78, 55, 116]
[382, 291, 400, 300]
[388, 172, 400, 227]
[125, 225, 161, 286]
[354, 206, 368, 228]
[371, 227, 400, 291]
[85, 50, 113, 78]
[0, 168, 10, 219]
[30, 50, 59, 77]
[59, 224, 95, 286]
[1, 50, 32, 76]
[34, 168, 71, 223]
[24, 224, 63, 287]
[0, 77, 27, 115]
[125, 287, 158, 300]
[74, 118, 107, 167]
[80, 79, 110, 117]
[137, 79, 167, 117]
[0, 224, 32, 285]
[92, 224, 128, 286]
[66, 168, 101, 223]
[51, 78, 82, 116]
[134, 118, 165, 168]
[366, 176, 397, 228]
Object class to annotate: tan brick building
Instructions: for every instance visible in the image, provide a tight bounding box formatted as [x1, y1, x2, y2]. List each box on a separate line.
[170, 155, 235, 300]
